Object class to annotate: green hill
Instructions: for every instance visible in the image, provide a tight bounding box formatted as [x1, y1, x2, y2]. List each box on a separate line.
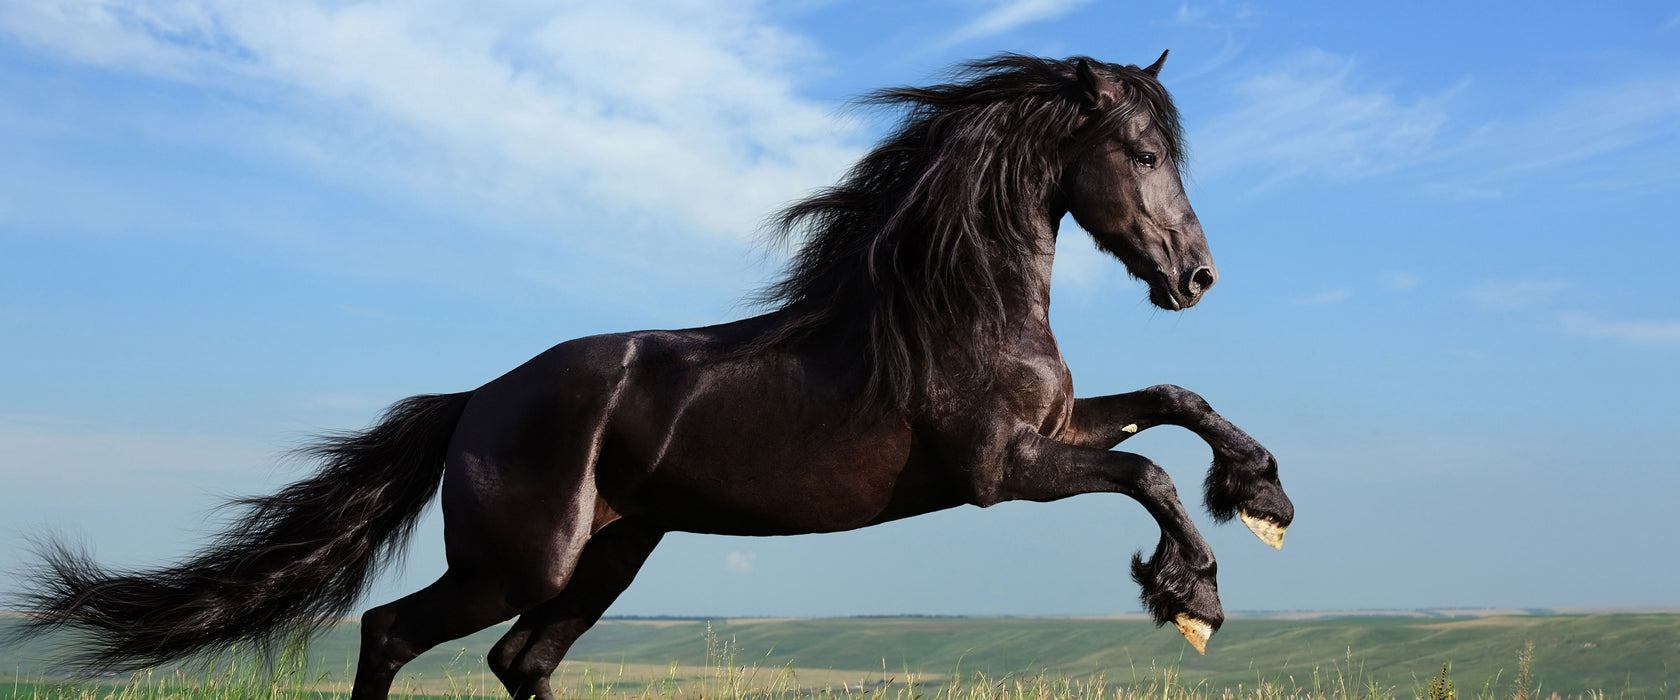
[3, 614, 1676, 697]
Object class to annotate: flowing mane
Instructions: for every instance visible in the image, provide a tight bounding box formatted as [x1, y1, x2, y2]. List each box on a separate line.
[753, 54, 1186, 412]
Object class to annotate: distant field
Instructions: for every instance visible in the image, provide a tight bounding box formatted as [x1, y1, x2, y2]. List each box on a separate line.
[3, 613, 1676, 698]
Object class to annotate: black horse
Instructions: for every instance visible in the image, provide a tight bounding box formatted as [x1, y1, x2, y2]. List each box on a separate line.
[15, 53, 1293, 700]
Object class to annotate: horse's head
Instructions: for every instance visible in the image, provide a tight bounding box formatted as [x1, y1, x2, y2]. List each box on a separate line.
[1062, 53, 1214, 311]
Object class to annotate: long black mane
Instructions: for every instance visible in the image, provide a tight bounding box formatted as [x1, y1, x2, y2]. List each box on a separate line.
[753, 54, 1185, 412]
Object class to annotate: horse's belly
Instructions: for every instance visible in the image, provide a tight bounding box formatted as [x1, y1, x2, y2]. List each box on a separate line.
[591, 332, 965, 535]
[626, 432, 948, 535]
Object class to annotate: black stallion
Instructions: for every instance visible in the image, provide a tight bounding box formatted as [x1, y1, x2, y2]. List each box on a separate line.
[15, 53, 1293, 700]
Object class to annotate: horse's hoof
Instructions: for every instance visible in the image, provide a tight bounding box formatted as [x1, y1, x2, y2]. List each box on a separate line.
[1173, 613, 1213, 654]
[1239, 510, 1286, 549]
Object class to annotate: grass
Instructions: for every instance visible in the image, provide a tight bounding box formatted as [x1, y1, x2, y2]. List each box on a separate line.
[1, 616, 1675, 700]
[0, 641, 1644, 700]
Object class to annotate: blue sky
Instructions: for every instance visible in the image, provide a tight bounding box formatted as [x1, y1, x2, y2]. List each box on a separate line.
[1, 1, 1677, 618]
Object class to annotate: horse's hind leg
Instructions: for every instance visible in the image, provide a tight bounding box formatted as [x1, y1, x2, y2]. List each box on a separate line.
[353, 451, 600, 699]
[353, 518, 599, 700]
[488, 522, 664, 700]
[354, 336, 640, 699]
[352, 568, 526, 699]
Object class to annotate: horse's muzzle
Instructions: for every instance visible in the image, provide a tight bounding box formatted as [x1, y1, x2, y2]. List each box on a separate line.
[1149, 264, 1217, 310]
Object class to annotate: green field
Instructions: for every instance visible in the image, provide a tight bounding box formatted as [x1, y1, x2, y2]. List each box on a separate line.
[3, 613, 1676, 698]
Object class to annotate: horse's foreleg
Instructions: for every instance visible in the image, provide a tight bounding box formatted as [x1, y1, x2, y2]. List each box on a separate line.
[985, 432, 1222, 653]
[1063, 385, 1292, 548]
[488, 523, 664, 700]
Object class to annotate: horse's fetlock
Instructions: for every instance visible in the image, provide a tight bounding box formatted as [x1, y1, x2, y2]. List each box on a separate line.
[490, 651, 551, 694]
[1131, 537, 1223, 630]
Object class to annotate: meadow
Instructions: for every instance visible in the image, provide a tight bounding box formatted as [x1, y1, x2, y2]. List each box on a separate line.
[3, 613, 1675, 699]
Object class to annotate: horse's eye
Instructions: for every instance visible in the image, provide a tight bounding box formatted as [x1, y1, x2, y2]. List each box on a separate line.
[1133, 152, 1158, 167]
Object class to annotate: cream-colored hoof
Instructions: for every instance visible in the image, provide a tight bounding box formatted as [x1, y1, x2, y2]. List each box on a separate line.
[1173, 613, 1212, 654]
[1239, 510, 1286, 550]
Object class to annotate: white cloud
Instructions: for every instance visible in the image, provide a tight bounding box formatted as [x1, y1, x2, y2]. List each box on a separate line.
[1469, 280, 1571, 310]
[1424, 184, 1504, 200]
[1187, 44, 1680, 194]
[1192, 50, 1456, 184]
[1161, 1, 1260, 30]
[1561, 313, 1680, 346]
[1450, 77, 1680, 188]
[1380, 271, 1420, 291]
[725, 550, 757, 573]
[941, 0, 1091, 47]
[0, 0, 862, 240]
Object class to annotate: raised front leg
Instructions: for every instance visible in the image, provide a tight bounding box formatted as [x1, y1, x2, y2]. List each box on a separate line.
[977, 430, 1223, 653]
[1062, 385, 1293, 548]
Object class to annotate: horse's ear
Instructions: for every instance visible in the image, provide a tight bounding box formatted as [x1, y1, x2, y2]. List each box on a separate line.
[1075, 59, 1114, 110]
[1143, 49, 1169, 77]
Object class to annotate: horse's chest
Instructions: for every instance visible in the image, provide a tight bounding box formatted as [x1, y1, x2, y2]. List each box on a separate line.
[987, 351, 1076, 436]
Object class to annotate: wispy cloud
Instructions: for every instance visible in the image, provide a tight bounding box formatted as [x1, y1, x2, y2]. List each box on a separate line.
[1145, 3, 1257, 84]
[1187, 40, 1680, 195]
[725, 551, 758, 573]
[1460, 78, 1680, 184]
[1380, 271, 1420, 292]
[1424, 184, 1504, 200]
[0, 1, 861, 240]
[1561, 313, 1680, 346]
[1191, 50, 1457, 184]
[1469, 280, 1571, 310]
[1161, 1, 1261, 30]
[940, 0, 1091, 47]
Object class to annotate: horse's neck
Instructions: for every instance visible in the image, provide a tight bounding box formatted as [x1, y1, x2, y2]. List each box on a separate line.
[1001, 215, 1061, 327]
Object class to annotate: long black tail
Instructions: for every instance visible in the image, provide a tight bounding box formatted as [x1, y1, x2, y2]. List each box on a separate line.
[10, 392, 473, 672]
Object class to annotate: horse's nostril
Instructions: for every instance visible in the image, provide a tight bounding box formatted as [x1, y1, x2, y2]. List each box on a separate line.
[1184, 266, 1217, 299]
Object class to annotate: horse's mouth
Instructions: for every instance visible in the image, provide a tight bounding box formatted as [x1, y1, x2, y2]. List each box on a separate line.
[1144, 264, 1214, 311]
[1091, 233, 1207, 311]
[1105, 252, 1187, 311]
[1146, 275, 1191, 311]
